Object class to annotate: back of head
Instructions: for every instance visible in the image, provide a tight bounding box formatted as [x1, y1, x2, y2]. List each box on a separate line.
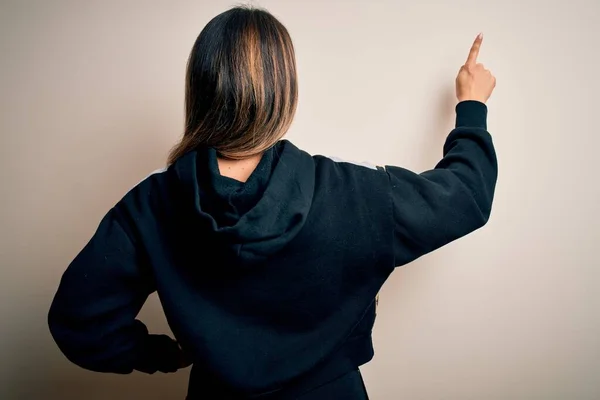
[168, 6, 298, 164]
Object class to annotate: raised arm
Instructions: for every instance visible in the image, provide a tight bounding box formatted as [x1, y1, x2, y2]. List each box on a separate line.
[388, 34, 498, 266]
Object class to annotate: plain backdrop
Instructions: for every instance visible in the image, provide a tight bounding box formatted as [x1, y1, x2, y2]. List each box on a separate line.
[1, 0, 599, 399]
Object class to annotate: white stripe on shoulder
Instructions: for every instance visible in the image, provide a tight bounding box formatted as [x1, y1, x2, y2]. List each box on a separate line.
[327, 156, 379, 170]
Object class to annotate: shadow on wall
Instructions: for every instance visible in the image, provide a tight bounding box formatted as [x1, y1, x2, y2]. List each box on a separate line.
[2, 108, 191, 400]
[9, 305, 190, 400]
[9, 296, 190, 400]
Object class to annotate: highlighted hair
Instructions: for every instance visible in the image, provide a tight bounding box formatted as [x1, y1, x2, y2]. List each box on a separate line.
[168, 6, 298, 164]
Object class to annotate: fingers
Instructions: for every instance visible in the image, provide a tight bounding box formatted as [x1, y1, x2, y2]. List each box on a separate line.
[466, 33, 483, 66]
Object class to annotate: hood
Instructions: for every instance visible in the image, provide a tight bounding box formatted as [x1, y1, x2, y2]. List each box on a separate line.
[173, 140, 315, 266]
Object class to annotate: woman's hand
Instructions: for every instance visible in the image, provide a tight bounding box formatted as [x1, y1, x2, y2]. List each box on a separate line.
[456, 33, 496, 103]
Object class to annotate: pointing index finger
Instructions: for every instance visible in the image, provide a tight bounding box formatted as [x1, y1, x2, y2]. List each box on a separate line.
[466, 33, 483, 65]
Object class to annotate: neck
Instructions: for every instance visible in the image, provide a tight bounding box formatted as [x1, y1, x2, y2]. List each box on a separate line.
[217, 153, 263, 183]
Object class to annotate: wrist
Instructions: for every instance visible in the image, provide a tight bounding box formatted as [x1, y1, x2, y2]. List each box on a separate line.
[457, 96, 487, 104]
[455, 101, 488, 129]
[135, 334, 182, 374]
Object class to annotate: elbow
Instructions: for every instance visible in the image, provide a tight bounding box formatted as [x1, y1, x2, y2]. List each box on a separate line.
[454, 163, 497, 230]
[48, 318, 86, 371]
[461, 175, 496, 231]
[48, 308, 133, 374]
[48, 304, 68, 356]
[472, 195, 494, 231]
[47, 308, 91, 371]
[454, 187, 494, 237]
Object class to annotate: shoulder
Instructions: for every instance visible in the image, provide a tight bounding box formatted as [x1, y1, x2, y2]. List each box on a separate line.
[312, 152, 389, 188]
[313, 154, 383, 173]
[281, 141, 390, 202]
[280, 140, 387, 176]
[112, 166, 172, 234]
[121, 167, 170, 204]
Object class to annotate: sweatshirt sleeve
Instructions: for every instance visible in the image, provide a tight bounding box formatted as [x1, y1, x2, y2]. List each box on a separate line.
[386, 100, 498, 267]
[48, 208, 183, 374]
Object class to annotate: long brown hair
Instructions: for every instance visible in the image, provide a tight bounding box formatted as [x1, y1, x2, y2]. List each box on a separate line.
[168, 6, 298, 164]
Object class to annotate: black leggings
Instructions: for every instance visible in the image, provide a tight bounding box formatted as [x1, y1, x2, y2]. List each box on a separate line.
[296, 369, 369, 400]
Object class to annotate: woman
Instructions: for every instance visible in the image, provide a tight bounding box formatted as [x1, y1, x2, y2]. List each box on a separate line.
[48, 6, 497, 399]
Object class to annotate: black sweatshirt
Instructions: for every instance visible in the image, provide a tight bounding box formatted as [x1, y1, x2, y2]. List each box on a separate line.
[48, 101, 497, 399]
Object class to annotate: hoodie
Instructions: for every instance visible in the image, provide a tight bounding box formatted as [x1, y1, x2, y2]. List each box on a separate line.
[48, 100, 497, 399]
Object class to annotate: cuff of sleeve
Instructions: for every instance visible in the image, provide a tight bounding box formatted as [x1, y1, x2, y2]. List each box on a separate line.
[456, 101, 488, 129]
[134, 332, 181, 374]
